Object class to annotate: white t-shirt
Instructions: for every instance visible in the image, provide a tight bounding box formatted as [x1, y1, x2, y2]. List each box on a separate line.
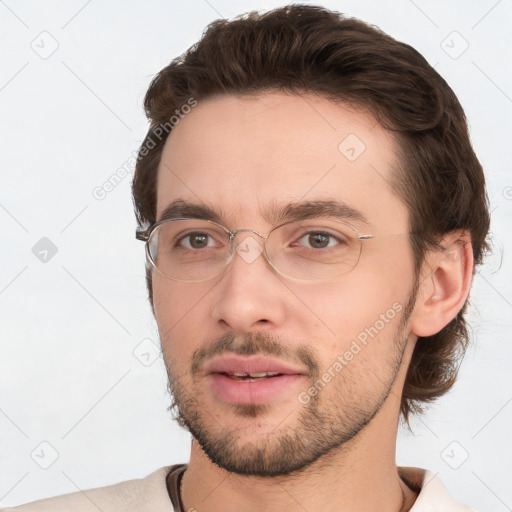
[2, 465, 476, 511]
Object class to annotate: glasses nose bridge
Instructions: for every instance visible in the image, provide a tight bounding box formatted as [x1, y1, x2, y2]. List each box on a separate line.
[229, 227, 267, 245]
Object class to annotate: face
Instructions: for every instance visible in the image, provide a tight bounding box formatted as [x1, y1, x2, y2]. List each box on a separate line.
[153, 92, 418, 476]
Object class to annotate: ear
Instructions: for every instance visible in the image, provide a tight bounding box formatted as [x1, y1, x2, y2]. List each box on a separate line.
[410, 231, 474, 337]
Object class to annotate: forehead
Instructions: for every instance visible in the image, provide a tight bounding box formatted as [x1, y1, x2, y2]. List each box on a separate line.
[156, 92, 408, 231]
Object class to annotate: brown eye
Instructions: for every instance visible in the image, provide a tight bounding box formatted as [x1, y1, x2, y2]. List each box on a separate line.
[189, 234, 209, 248]
[179, 232, 213, 249]
[298, 231, 340, 249]
[308, 233, 330, 248]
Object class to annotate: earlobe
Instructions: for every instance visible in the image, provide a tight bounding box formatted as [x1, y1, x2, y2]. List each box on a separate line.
[410, 232, 474, 337]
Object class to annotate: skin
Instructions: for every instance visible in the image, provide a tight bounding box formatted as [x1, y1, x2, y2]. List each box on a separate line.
[151, 92, 474, 512]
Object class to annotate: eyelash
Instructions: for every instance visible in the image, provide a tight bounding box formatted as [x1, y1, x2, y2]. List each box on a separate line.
[175, 230, 348, 250]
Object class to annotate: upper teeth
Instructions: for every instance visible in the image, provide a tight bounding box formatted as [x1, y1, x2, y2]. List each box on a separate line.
[230, 372, 280, 377]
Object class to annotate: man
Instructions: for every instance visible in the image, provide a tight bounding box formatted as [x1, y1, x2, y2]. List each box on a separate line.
[9, 4, 489, 511]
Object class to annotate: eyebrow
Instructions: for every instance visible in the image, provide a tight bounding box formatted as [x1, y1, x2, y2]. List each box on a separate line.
[157, 198, 373, 229]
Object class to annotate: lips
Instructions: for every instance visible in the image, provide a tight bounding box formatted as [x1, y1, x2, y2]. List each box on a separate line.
[204, 355, 307, 404]
[204, 354, 305, 377]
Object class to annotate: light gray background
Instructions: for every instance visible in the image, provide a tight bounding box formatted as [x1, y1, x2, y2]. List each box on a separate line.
[1, 1, 511, 510]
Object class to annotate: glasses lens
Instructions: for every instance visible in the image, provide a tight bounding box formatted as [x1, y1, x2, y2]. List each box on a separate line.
[266, 219, 362, 280]
[148, 220, 230, 282]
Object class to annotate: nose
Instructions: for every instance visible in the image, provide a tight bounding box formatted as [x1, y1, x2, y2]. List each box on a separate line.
[210, 233, 288, 333]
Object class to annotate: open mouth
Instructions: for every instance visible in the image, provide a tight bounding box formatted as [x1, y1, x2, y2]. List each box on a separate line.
[219, 371, 283, 382]
[205, 355, 306, 404]
[208, 371, 304, 404]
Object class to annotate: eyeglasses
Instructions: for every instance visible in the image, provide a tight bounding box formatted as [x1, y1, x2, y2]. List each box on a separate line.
[136, 217, 402, 283]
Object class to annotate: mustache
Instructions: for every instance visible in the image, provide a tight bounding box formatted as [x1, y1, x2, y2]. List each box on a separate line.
[190, 332, 319, 377]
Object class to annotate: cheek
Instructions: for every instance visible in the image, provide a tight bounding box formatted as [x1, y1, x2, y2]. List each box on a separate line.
[152, 276, 212, 361]
[357, 238, 416, 308]
[295, 258, 412, 349]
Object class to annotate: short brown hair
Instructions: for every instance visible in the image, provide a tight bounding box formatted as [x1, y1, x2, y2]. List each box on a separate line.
[132, 5, 490, 420]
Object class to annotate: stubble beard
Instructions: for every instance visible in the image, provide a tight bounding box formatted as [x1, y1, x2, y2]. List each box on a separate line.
[163, 291, 416, 477]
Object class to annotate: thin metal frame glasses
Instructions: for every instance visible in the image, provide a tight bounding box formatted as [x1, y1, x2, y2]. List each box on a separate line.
[135, 217, 388, 283]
